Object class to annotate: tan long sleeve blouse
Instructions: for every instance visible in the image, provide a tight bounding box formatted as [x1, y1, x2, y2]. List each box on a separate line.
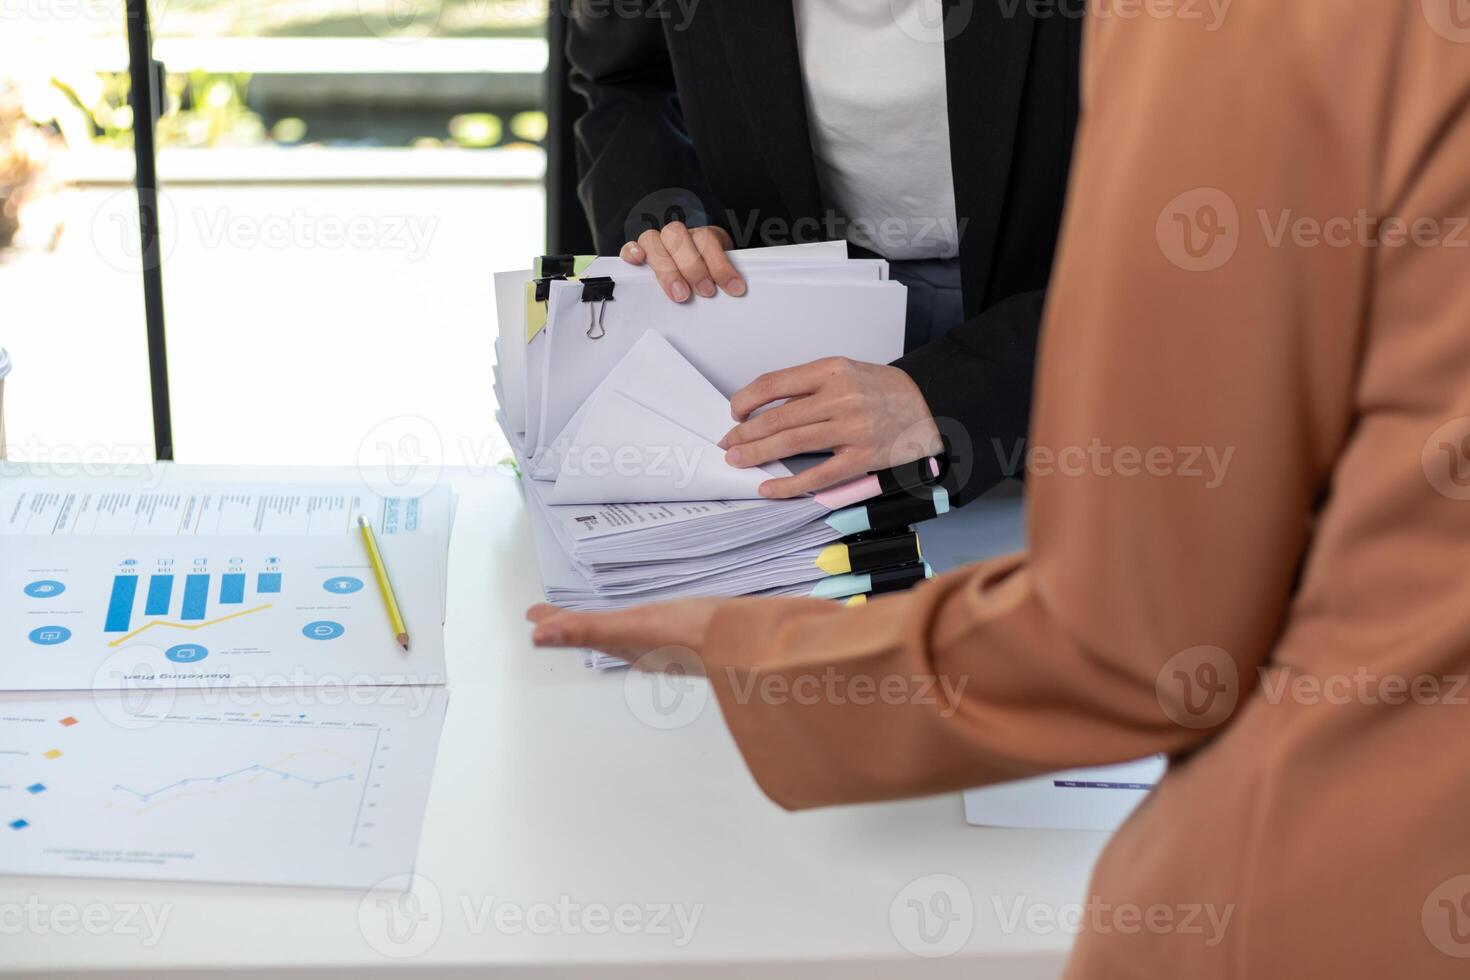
[697, 2, 1470, 976]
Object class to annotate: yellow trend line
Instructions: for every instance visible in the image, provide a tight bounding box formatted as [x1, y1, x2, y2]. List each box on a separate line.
[108, 604, 274, 647]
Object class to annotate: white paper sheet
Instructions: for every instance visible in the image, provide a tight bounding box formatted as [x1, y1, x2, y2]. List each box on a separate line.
[962, 757, 1167, 832]
[2, 534, 447, 691]
[0, 687, 447, 888]
[538, 332, 790, 503]
[531, 277, 906, 461]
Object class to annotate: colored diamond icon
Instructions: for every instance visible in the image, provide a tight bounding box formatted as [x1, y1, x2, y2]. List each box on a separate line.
[58, 716, 78, 727]
[43, 749, 62, 760]
[26, 783, 45, 795]
[8, 819, 28, 830]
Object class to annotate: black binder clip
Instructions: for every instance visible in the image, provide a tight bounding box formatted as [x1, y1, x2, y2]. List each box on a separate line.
[533, 276, 564, 303]
[580, 277, 616, 339]
[537, 254, 577, 277]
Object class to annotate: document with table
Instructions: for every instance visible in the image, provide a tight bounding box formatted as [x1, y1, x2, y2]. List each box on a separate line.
[0, 481, 454, 888]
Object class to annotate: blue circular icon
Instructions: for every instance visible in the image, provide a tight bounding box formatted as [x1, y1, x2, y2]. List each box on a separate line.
[303, 621, 345, 641]
[323, 576, 364, 595]
[24, 580, 65, 598]
[28, 626, 72, 646]
[165, 644, 209, 663]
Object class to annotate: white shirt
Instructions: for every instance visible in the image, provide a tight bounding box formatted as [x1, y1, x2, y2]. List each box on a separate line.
[791, 0, 961, 260]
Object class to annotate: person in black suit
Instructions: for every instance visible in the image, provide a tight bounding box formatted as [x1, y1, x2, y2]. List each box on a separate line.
[567, 0, 1081, 505]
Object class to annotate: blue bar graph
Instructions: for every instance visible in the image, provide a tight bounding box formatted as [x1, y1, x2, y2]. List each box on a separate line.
[220, 574, 246, 605]
[182, 574, 210, 622]
[257, 573, 282, 594]
[105, 575, 139, 633]
[145, 575, 174, 616]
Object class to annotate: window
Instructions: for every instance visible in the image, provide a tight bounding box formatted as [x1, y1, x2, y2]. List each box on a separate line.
[1, 0, 548, 468]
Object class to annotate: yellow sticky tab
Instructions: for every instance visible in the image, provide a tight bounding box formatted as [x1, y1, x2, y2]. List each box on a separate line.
[815, 543, 851, 576]
[845, 594, 867, 607]
[524, 280, 550, 343]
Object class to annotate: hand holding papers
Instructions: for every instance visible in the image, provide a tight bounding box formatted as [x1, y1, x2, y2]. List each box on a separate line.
[492, 244, 948, 661]
[540, 332, 791, 503]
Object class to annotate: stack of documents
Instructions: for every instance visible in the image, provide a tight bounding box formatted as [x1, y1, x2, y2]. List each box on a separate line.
[0, 479, 454, 887]
[493, 242, 954, 665]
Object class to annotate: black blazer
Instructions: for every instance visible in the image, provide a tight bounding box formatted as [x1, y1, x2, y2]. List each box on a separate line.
[567, 0, 1082, 505]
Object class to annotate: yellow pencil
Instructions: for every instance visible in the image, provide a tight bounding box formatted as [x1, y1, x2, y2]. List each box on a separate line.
[358, 514, 409, 651]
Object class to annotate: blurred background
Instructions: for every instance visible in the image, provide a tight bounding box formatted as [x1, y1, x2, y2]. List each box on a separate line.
[0, 0, 570, 469]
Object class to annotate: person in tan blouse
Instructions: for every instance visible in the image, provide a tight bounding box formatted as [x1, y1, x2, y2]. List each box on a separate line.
[528, 1, 1470, 975]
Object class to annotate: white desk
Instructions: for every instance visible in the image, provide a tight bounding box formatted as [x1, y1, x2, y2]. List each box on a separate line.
[1, 466, 1105, 978]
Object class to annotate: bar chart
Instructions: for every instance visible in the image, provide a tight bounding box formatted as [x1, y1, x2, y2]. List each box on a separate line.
[102, 557, 283, 647]
[4, 534, 447, 691]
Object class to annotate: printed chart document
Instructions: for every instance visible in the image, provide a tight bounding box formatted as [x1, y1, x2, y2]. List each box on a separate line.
[1, 534, 448, 691]
[0, 687, 447, 888]
[0, 477, 454, 887]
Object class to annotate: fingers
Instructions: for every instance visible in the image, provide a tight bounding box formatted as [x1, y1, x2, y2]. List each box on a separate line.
[637, 229, 693, 303]
[694, 227, 744, 296]
[632, 225, 743, 301]
[719, 395, 827, 450]
[729, 361, 834, 422]
[619, 240, 649, 265]
[758, 452, 871, 499]
[725, 422, 843, 470]
[662, 222, 718, 298]
[705, 225, 735, 251]
[527, 605, 640, 654]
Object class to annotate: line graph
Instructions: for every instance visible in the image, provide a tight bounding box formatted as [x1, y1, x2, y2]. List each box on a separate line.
[105, 747, 361, 815]
[115, 764, 356, 801]
[106, 603, 273, 647]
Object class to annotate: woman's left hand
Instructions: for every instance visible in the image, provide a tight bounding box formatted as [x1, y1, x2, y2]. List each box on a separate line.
[527, 599, 724, 669]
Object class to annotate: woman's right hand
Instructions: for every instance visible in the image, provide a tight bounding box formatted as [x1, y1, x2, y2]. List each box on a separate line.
[621, 222, 745, 303]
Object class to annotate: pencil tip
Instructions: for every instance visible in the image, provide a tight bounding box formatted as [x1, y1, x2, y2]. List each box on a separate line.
[398, 634, 410, 651]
